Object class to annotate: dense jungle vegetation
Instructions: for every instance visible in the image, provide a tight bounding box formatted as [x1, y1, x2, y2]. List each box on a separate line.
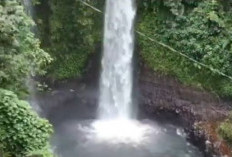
[0, 0, 52, 156]
[1, 0, 232, 156]
[36, 0, 104, 80]
[138, 0, 232, 97]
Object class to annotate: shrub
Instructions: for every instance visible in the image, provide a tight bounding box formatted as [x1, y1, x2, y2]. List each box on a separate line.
[219, 120, 232, 145]
[0, 89, 53, 157]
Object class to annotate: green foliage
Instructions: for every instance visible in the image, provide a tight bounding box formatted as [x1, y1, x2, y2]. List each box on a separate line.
[0, 0, 52, 96]
[27, 147, 54, 157]
[45, 0, 103, 80]
[51, 53, 88, 80]
[0, 2, 53, 156]
[163, 0, 184, 16]
[138, 0, 232, 97]
[219, 121, 232, 145]
[218, 112, 232, 145]
[0, 89, 53, 157]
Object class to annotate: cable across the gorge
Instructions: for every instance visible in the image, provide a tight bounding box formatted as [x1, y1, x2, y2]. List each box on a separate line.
[78, 0, 232, 81]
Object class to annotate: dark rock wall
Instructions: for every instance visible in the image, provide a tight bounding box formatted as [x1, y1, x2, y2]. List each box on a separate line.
[139, 63, 232, 123]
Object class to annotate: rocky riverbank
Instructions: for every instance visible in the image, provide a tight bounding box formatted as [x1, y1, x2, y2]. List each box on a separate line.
[139, 64, 232, 157]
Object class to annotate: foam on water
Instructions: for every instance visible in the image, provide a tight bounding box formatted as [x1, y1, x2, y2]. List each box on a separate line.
[91, 119, 156, 144]
[52, 120, 204, 157]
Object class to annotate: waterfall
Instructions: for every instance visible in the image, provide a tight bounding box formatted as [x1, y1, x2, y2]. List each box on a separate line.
[22, 0, 34, 16]
[98, 0, 136, 120]
[22, 0, 41, 113]
[89, 0, 153, 144]
[22, 0, 37, 33]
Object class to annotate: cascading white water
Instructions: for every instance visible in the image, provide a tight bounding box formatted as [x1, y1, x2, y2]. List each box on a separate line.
[89, 0, 155, 144]
[98, 0, 136, 120]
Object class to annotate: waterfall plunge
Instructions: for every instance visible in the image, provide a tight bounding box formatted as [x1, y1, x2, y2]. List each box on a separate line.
[99, 0, 136, 120]
[90, 0, 154, 144]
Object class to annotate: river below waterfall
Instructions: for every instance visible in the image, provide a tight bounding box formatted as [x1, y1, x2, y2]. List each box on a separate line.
[52, 119, 203, 157]
[35, 80, 205, 157]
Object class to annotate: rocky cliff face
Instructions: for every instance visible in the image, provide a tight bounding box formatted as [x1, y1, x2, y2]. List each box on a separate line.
[139, 64, 231, 121]
[139, 63, 232, 157]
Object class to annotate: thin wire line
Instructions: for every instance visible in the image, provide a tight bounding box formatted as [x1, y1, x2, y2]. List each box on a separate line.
[78, 0, 232, 81]
[80, 1, 102, 13]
